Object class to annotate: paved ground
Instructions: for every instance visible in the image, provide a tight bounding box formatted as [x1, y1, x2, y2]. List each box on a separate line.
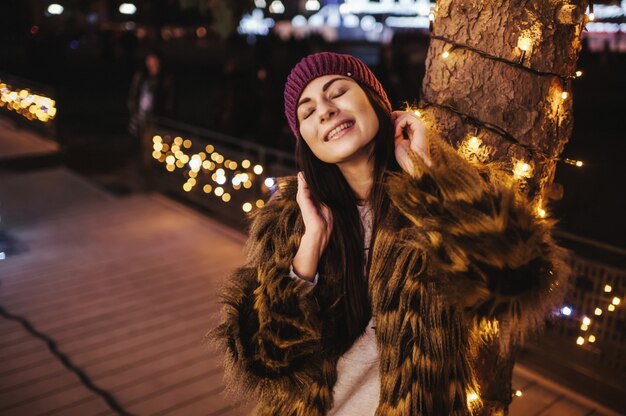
[0, 122, 619, 415]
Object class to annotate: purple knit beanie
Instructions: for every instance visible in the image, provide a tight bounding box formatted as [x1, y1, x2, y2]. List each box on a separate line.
[284, 52, 392, 140]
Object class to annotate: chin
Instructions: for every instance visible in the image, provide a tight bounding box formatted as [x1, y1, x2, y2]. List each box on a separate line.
[326, 142, 374, 165]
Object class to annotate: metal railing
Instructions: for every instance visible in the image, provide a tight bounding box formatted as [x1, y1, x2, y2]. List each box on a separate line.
[550, 232, 626, 374]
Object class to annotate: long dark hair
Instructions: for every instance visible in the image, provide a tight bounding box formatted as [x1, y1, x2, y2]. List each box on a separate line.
[294, 83, 400, 351]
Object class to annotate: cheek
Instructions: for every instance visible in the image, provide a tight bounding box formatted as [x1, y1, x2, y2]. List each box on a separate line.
[299, 122, 316, 144]
[359, 103, 379, 138]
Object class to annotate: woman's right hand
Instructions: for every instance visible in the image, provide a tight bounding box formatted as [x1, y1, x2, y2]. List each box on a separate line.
[292, 172, 333, 281]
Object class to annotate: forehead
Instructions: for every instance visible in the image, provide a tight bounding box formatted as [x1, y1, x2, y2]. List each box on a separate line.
[300, 75, 354, 98]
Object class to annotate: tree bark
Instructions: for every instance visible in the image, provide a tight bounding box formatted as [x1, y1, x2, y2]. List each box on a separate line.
[421, 0, 586, 199]
[419, 1, 588, 414]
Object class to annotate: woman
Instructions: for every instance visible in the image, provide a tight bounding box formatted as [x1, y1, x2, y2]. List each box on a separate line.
[211, 52, 568, 415]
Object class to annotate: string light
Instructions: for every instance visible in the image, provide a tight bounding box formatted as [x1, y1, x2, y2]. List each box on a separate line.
[588, 3, 595, 21]
[583, 316, 591, 326]
[517, 36, 532, 64]
[420, 99, 550, 162]
[563, 158, 583, 167]
[608, 304, 616, 312]
[536, 207, 547, 218]
[151, 134, 271, 211]
[612, 297, 621, 306]
[512, 160, 533, 180]
[588, 335, 596, 343]
[419, 99, 584, 167]
[457, 130, 493, 164]
[441, 50, 450, 59]
[429, 35, 578, 81]
[0, 81, 57, 123]
[604, 284, 612, 293]
[515, 390, 523, 397]
[242, 202, 253, 212]
[575, 70, 583, 77]
[576, 336, 585, 345]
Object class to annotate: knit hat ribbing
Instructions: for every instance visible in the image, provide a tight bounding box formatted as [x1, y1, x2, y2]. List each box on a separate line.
[284, 52, 392, 140]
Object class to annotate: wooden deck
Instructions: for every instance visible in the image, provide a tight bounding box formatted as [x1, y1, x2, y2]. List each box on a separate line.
[0, 167, 255, 415]
[0, 166, 619, 415]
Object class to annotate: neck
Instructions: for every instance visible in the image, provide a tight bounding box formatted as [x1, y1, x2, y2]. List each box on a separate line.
[337, 152, 375, 203]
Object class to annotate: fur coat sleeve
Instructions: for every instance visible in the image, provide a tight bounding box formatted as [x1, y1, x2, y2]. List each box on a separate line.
[210, 178, 326, 401]
[386, 130, 570, 350]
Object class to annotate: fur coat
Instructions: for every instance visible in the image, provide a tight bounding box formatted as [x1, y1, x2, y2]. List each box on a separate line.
[210, 132, 569, 416]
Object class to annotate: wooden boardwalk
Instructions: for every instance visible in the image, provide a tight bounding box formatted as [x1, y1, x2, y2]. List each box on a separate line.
[0, 167, 255, 415]
[0, 166, 619, 415]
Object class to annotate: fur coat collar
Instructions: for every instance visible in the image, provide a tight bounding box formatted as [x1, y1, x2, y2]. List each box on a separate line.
[211, 134, 569, 415]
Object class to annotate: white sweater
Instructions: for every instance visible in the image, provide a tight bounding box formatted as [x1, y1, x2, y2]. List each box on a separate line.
[290, 205, 379, 415]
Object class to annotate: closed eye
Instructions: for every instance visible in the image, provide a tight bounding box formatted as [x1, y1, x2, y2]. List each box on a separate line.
[302, 88, 348, 120]
[332, 89, 347, 99]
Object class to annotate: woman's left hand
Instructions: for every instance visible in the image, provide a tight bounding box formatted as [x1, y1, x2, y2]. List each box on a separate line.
[392, 110, 431, 174]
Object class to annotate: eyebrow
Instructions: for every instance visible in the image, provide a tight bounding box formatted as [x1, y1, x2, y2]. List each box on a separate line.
[296, 77, 349, 111]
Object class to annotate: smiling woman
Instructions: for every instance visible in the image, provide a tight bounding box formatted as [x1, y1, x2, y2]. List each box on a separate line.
[296, 75, 379, 166]
[210, 52, 569, 416]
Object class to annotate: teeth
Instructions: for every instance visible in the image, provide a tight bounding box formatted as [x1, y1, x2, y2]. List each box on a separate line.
[327, 121, 354, 140]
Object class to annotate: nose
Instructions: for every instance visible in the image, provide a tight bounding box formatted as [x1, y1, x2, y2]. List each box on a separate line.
[318, 100, 338, 123]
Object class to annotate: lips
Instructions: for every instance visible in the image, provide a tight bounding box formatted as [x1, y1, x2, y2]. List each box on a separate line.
[324, 119, 355, 142]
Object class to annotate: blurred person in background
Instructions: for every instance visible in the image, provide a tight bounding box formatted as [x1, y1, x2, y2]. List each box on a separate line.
[127, 50, 175, 189]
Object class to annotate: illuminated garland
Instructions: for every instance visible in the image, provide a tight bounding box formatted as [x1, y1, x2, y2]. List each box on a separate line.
[416, 99, 555, 162]
[429, 34, 579, 81]
[0, 80, 57, 123]
[151, 134, 272, 213]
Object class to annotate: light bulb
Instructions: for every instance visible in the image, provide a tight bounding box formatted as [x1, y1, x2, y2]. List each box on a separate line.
[517, 36, 532, 51]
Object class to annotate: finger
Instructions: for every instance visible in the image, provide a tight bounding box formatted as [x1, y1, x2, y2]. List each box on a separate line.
[394, 114, 422, 140]
[298, 172, 309, 189]
[394, 117, 410, 140]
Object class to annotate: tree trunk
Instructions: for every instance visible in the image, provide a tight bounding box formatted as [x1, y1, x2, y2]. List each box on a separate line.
[421, 0, 586, 199]
[419, 0, 587, 413]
